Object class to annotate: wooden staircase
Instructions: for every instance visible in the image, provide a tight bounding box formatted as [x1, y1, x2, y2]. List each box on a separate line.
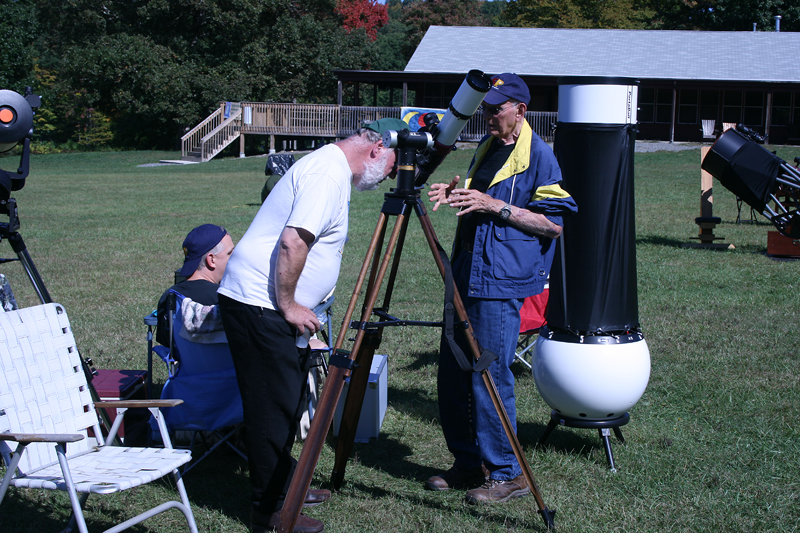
[181, 103, 242, 162]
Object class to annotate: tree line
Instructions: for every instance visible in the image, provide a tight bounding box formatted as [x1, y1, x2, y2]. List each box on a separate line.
[1, 0, 797, 151]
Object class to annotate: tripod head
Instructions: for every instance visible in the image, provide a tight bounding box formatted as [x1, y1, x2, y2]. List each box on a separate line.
[382, 129, 434, 195]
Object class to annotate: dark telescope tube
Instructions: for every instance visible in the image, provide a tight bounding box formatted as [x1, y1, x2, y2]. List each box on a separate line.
[548, 77, 640, 334]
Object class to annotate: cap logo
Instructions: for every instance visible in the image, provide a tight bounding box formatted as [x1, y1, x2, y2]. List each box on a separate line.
[183, 246, 189, 257]
[492, 77, 505, 87]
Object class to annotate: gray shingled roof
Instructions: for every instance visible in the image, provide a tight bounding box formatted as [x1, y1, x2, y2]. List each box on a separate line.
[405, 26, 800, 83]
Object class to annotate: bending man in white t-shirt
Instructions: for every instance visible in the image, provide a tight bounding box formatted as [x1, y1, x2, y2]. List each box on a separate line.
[217, 118, 407, 533]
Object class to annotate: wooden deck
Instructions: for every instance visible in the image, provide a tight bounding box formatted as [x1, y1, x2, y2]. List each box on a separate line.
[182, 102, 558, 161]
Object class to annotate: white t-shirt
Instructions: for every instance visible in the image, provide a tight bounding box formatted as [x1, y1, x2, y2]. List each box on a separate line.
[218, 144, 351, 310]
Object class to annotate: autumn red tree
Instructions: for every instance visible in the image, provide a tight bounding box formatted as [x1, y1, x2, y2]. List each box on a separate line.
[336, 0, 389, 41]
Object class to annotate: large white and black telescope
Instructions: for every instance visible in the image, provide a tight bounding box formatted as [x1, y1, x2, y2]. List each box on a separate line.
[533, 77, 651, 470]
[702, 126, 800, 238]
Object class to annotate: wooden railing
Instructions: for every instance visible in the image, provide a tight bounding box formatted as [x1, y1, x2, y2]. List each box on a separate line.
[183, 103, 558, 161]
[181, 103, 225, 160]
[201, 108, 242, 161]
[339, 106, 401, 136]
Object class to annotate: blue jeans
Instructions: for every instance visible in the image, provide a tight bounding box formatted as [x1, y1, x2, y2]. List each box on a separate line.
[437, 254, 524, 481]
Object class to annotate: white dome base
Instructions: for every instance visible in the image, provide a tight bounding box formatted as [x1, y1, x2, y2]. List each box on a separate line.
[533, 335, 650, 420]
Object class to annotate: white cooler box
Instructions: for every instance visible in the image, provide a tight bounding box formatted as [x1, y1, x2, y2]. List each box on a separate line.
[333, 353, 388, 442]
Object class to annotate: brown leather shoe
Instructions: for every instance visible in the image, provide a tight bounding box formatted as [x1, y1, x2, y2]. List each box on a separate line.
[425, 466, 487, 491]
[250, 508, 325, 533]
[304, 488, 331, 507]
[464, 475, 531, 504]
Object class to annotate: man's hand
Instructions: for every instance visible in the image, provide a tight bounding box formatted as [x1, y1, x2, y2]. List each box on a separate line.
[427, 175, 460, 211]
[447, 187, 502, 216]
[276, 226, 320, 335]
[282, 301, 320, 336]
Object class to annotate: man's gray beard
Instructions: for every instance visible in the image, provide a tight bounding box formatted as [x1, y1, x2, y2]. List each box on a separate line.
[355, 150, 390, 191]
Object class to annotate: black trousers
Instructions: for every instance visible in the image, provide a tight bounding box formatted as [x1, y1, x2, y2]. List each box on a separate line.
[218, 294, 311, 513]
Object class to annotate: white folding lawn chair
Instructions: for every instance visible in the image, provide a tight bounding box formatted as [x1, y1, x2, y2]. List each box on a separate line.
[0, 303, 199, 533]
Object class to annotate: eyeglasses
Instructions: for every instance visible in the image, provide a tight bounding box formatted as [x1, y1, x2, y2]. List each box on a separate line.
[480, 103, 518, 116]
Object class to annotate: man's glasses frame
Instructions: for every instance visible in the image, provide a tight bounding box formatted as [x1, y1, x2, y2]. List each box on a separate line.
[479, 103, 519, 116]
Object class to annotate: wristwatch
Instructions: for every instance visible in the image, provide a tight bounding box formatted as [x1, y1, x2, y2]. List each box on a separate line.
[499, 204, 512, 221]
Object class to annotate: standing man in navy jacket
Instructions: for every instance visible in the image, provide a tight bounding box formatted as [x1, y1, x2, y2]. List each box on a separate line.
[426, 73, 577, 504]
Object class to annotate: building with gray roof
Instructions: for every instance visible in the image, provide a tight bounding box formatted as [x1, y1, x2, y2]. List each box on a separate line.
[336, 26, 800, 144]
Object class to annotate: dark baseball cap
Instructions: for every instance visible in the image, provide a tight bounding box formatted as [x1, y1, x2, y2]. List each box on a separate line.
[179, 224, 228, 277]
[484, 73, 531, 106]
[362, 118, 409, 136]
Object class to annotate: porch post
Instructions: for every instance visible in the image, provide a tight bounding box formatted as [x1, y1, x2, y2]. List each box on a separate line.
[670, 82, 676, 143]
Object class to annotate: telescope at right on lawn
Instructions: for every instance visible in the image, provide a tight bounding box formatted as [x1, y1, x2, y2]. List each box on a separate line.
[702, 125, 800, 238]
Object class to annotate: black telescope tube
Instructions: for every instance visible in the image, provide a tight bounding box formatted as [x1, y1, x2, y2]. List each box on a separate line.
[548, 77, 640, 335]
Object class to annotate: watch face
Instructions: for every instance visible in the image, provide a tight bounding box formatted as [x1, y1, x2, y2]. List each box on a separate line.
[501, 206, 511, 220]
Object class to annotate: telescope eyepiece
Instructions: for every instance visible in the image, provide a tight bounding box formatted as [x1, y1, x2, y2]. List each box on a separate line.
[382, 129, 433, 150]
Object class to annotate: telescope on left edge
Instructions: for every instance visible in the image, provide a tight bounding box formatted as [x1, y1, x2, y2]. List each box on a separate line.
[0, 88, 41, 197]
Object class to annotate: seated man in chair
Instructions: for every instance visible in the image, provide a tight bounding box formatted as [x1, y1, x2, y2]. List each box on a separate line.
[156, 224, 235, 347]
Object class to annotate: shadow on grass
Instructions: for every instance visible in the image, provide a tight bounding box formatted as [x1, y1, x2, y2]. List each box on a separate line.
[635, 235, 688, 247]
[179, 448, 252, 524]
[0, 492, 90, 533]
[339, 477, 554, 532]
[386, 384, 440, 422]
[0, 476, 211, 532]
[401, 350, 439, 371]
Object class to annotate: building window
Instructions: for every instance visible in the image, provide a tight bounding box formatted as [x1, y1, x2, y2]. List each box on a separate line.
[772, 92, 791, 126]
[638, 88, 672, 124]
[656, 89, 672, 123]
[638, 88, 655, 122]
[743, 91, 764, 126]
[793, 92, 800, 126]
[723, 91, 742, 124]
[422, 82, 459, 109]
[678, 90, 698, 124]
[700, 90, 719, 121]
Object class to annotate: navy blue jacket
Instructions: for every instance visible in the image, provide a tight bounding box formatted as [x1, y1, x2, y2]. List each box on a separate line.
[453, 121, 578, 299]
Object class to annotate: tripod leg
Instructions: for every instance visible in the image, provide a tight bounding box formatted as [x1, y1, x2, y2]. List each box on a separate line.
[279, 211, 402, 533]
[600, 428, 617, 473]
[330, 336, 378, 489]
[536, 417, 559, 448]
[8, 232, 51, 304]
[613, 426, 625, 445]
[416, 210, 555, 529]
[332, 212, 410, 488]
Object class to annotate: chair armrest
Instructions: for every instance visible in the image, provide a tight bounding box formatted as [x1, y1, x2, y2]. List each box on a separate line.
[94, 399, 183, 409]
[0, 432, 84, 443]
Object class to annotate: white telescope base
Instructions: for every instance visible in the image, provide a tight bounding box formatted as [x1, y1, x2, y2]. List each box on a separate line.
[533, 335, 650, 420]
[532, 335, 650, 471]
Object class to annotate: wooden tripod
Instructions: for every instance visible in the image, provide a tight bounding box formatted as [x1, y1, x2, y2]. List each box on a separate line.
[278, 149, 555, 532]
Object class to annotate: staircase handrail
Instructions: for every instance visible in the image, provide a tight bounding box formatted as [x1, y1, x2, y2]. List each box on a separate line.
[182, 104, 225, 159]
[200, 108, 242, 161]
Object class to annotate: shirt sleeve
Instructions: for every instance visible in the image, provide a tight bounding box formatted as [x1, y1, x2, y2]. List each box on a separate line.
[286, 171, 345, 240]
[526, 146, 578, 222]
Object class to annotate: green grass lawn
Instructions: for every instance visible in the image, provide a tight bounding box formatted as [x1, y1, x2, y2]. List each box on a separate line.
[1, 143, 799, 532]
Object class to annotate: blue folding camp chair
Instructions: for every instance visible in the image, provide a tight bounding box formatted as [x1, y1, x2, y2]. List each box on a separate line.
[150, 290, 246, 474]
[149, 292, 335, 464]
